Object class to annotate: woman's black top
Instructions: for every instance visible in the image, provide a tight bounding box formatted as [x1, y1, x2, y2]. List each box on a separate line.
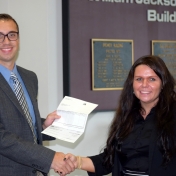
[118, 108, 156, 174]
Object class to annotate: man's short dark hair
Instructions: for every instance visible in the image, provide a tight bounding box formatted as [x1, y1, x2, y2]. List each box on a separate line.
[0, 13, 19, 32]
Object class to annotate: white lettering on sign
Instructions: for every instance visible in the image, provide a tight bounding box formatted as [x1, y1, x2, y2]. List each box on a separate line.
[90, 0, 134, 2]
[148, 10, 176, 22]
[89, 0, 176, 22]
[90, 0, 176, 5]
[135, 0, 176, 6]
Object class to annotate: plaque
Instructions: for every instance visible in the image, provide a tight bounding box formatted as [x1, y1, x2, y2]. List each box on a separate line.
[152, 40, 176, 80]
[92, 39, 134, 91]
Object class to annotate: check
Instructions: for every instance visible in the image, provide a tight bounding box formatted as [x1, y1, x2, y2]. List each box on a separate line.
[42, 96, 98, 143]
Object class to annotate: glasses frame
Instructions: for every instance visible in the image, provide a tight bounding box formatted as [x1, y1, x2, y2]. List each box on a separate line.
[0, 31, 19, 43]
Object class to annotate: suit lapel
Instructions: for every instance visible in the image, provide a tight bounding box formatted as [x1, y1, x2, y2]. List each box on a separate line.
[17, 67, 39, 119]
[17, 67, 37, 107]
[17, 67, 42, 141]
[0, 73, 25, 116]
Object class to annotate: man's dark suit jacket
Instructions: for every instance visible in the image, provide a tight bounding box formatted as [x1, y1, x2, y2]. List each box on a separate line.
[0, 66, 55, 176]
[88, 103, 176, 176]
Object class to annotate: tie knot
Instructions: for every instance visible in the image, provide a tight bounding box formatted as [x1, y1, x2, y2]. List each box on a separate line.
[11, 72, 17, 79]
[11, 72, 16, 77]
[10, 72, 18, 85]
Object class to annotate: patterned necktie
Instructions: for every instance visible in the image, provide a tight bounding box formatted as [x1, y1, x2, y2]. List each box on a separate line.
[10, 72, 37, 144]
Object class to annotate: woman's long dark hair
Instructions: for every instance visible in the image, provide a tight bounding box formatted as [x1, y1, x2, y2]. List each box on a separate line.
[103, 55, 176, 168]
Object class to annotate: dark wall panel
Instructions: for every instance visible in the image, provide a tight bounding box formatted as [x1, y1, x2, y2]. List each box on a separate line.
[62, 0, 176, 111]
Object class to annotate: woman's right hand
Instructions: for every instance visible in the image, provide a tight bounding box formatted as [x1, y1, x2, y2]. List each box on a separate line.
[64, 153, 79, 169]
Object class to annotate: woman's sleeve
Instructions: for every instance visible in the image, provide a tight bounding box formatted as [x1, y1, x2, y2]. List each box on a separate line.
[87, 152, 112, 176]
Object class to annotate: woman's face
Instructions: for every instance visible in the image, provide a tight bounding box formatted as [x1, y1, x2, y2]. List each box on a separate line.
[133, 64, 162, 108]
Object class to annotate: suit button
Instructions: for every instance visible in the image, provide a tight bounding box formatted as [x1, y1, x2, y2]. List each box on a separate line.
[32, 169, 36, 173]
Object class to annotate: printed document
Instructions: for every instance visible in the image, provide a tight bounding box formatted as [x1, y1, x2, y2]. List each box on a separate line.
[42, 96, 98, 143]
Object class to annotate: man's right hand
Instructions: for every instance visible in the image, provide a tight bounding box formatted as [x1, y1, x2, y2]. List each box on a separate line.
[51, 152, 76, 175]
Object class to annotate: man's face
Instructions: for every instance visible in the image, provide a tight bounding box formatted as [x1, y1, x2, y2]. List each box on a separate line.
[0, 20, 19, 69]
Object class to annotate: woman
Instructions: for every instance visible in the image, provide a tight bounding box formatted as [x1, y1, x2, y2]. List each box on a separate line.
[66, 55, 176, 176]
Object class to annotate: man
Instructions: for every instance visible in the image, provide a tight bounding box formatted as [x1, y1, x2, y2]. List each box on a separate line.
[0, 14, 74, 176]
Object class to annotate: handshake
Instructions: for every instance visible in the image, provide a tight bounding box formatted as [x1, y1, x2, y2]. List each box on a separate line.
[50, 152, 83, 176]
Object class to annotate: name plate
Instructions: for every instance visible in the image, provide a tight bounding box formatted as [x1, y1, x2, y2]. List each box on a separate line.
[152, 40, 176, 80]
[92, 39, 134, 90]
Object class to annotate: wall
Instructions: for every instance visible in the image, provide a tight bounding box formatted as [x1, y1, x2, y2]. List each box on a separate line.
[64, 0, 176, 111]
[0, 0, 114, 175]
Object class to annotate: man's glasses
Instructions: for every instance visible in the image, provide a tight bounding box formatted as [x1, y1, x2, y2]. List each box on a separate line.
[0, 32, 19, 43]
